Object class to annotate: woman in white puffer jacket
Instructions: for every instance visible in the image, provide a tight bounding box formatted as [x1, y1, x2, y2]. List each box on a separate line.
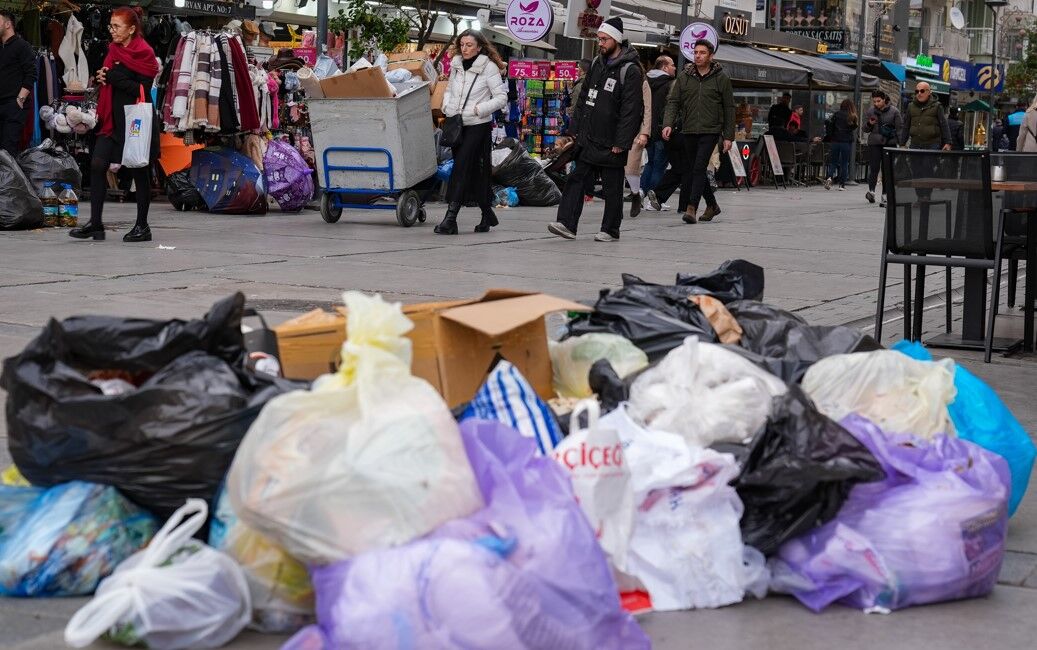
[436, 30, 508, 235]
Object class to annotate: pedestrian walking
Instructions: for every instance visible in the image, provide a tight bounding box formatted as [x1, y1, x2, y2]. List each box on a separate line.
[1016, 94, 1037, 152]
[899, 81, 951, 152]
[661, 38, 734, 224]
[566, 59, 591, 119]
[0, 10, 37, 157]
[624, 64, 651, 219]
[861, 89, 901, 207]
[1006, 102, 1027, 150]
[69, 6, 159, 242]
[548, 17, 644, 242]
[947, 107, 965, 150]
[435, 30, 507, 235]
[822, 99, 857, 190]
[641, 55, 676, 210]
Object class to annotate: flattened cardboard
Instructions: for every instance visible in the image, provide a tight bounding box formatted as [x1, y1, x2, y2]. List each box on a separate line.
[320, 66, 394, 99]
[273, 308, 347, 380]
[430, 79, 446, 118]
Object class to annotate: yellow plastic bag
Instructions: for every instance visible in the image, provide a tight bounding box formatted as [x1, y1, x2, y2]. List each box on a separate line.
[1, 465, 29, 487]
[549, 333, 649, 399]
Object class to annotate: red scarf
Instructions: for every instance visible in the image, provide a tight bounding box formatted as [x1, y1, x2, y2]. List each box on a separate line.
[97, 36, 159, 137]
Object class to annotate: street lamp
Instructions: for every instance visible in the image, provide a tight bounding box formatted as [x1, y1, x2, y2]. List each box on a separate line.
[985, 0, 1008, 144]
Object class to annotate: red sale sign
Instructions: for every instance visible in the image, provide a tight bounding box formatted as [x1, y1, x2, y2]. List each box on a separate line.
[555, 61, 580, 80]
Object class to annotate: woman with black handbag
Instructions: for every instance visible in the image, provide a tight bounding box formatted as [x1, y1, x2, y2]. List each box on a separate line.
[436, 30, 507, 235]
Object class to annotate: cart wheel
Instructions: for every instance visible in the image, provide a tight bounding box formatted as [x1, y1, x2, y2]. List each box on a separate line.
[417, 207, 427, 223]
[321, 193, 342, 223]
[396, 190, 421, 227]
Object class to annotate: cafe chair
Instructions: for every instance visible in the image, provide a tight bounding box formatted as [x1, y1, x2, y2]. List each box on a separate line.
[991, 153, 1037, 310]
[874, 149, 1005, 362]
[776, 141, 804, 186]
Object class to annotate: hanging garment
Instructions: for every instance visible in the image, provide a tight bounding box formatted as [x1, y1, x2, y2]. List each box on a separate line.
[190, 33, 212, 129]
[207, 37, 222, 131]
[216, 37, 238, 133]
[220, 35, 240, 117]
[228, 37, 260, 131]
[171, 32, 195, 123]
[267, 72, 279, 130]
[58, 15, 90, 91]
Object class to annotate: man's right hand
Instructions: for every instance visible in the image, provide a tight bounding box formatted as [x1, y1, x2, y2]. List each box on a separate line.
[662, 126, 672, 141]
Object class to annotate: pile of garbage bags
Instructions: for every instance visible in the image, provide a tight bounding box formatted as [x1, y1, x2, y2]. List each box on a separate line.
[492, 138, 562, 207]
[0, 258, 1032, 649]
[0, 150, 44, 231]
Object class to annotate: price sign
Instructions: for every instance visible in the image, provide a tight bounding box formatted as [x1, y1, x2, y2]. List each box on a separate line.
[509, 60, 536, 79]
[535, 61, 551, 79]
[555, 61, 581, 80]
[293, 47, 317, 66]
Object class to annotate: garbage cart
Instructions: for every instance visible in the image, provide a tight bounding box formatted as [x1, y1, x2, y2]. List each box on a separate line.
[309, 83, 438, 227]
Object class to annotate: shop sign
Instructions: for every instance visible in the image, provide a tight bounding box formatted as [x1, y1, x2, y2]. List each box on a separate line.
[721, 12, 750, 37]
[149, 0, 256, 19]
[506, 0, 554, 43]
[970, 63, 1005, 93]
[679, 22, 720, 61]
[931, 55, 969, 91]
[712, 8, 752, 42]
[903, 55, 939, 76]
[554, 61, 581, 80]
[784, 28, 845, 51]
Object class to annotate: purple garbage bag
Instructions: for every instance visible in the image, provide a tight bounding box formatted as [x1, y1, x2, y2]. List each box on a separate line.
[282, 419, 649, 650]
[772, 414, 1010, 613]
[263, 140, 313, 212]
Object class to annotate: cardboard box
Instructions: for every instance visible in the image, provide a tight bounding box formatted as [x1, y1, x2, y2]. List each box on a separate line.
[320, 66, 394, 99]
[430, 79, 446, 118]
[387, 59, 437, 84]
[273, 291, 589, 406]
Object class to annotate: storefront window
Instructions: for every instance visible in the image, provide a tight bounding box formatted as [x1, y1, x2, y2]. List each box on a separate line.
[779, 1, 845, 29]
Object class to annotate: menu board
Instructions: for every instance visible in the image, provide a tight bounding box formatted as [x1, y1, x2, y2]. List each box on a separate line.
[763, 134, 784, 176]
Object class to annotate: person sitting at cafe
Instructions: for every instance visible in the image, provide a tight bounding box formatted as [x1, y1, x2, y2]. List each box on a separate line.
[767, 92, 792, 140]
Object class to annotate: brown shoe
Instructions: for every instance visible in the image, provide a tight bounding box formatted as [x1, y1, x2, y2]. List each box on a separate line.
[700, 204, 721, 222]
[682, 207, 698, 224]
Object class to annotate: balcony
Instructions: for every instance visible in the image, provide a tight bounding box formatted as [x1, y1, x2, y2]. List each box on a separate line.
[928, 27, 971, 60]
[966, 27, 994, 57]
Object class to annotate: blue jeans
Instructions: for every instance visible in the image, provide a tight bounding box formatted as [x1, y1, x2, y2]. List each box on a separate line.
[827, 142, 852, 186]
[640, 140, 668, 192]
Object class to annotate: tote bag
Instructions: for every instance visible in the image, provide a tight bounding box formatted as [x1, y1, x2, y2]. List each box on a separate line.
[122, 86, 153, 169]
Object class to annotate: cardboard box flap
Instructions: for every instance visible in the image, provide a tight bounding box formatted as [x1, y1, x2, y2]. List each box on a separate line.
[274, 309, 345, 338]
[440, 294, 590, 338]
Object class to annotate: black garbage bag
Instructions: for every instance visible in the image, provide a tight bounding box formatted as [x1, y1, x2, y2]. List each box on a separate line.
[726, 300, 882, 383]
[492, 139, 562, 206]
[165, 168, 206, 211]
[16, 138, 82, 195]
[733, 384, 884, 555]
[675, 259, 765, 303]
[0, 150, 44, 230]
[566, 278, 716, 361]
[0, 293, 298, 520]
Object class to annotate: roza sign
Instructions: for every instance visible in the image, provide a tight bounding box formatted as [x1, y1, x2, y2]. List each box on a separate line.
[506, 0, 554, 43]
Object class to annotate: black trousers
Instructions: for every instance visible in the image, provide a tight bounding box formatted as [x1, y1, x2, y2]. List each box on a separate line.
[867, 144, 885, 194]
[90, 135, 151, 228]
[557, 159, 624, 238]
[0, 99, 28, 157]
[654, 133, 719, 211]
[445, 121, 493, 212]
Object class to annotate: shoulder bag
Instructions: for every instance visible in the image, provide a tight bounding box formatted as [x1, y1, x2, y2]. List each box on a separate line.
[440, 70, 477, 148]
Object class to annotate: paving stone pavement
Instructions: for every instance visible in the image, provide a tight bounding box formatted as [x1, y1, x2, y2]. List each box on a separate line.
[0, 185, 1034, 649]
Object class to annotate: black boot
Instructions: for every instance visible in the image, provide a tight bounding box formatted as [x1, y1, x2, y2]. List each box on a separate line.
[474, 207, 498, 233]
[69, 223, 105, 240]
[434, 203, 460, 235]
[123, 224, 152, 242]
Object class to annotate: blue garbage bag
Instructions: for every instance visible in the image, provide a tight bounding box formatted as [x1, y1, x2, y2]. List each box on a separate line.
[0, 482, 156, 596]
[893, 340, 1036, 516]
[435, 159, 453, 183]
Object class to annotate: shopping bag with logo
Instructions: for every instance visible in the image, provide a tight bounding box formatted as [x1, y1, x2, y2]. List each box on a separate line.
[122, 86, 153, 169]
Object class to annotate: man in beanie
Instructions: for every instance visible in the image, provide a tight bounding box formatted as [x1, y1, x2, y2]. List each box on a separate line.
[662, 38, 734, 224]
[549, 17, 644, 242]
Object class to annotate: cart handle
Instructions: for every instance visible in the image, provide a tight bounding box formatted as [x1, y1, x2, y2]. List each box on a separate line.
[322, 146, 396, 192]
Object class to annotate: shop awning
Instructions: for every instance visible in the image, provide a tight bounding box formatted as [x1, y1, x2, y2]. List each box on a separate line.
[485, 26, 556, 53]
[763, 50, 879, 90]
[906, 74, 951, 95]
[882, 61, 906, 82]
[961, 99, 992, 112]
[713, 45, 810, 89]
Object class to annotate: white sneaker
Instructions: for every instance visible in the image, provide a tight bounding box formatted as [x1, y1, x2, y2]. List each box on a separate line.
[646, 190, 662, 211]
[823, 177, 832, 190]
[879, 195, 887, 207]
[548, 222, 576, 239]
[594, 232, 619, 242]
[643, 202, 659, 212]
[660, 203, 672, 211]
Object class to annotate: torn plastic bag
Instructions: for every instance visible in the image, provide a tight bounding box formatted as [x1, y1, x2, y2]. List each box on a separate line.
[0, 482, 156, 597]
[491, 139, 562, 206]
[227, 292, 482, 565]
[802, 349, 957, 441]
[0, 150, 44, 230]
[461, 359, 564, 455]
[566, 279, 717, 361]
[550, 333, 648, 399]
[209, 487, 314, 633]
[16, 138, 82, 195]
[65, 499, 251, 650]
[282, 418, 649, 650]
[771, 414, 1009, 612]
[598, 406, 769, 610]
[164, 169, 206, 211]
[894, 340, 1036, 517]
[726, 300, 881, 383]
[733, 385, 884, 556]
[263, 139, 313, 212]
[627, 337, 788, 448]
[1, 293, 296, 520]
[674, 259, 765, 303]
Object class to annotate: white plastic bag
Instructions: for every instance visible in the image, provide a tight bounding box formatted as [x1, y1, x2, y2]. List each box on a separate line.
[599, 406, 767, 610]
[553, 400, 634, 564]
[549, 333, 649, 398]
[627, 337, 787, 447]
[802, 350, 956, 440]
[121, 87, 153, 169]
[227, 292, 483, 564]
[64, 499, 251, 650]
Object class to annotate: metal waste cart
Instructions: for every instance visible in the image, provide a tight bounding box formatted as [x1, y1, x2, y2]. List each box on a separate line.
[309, 82, 438, 226]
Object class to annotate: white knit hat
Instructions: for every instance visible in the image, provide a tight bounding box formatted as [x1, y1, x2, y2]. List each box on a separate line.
[598, 16, 623, 43]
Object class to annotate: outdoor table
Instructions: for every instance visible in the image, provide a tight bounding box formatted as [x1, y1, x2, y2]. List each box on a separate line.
[897, 178, 1037, 354]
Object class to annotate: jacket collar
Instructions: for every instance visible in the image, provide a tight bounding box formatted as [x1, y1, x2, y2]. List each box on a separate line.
[646, 69, 671, 79]
[684, 61, 722, 80]
[452, 54, 489, 74]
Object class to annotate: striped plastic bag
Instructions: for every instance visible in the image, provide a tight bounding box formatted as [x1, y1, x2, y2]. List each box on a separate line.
[461, 359, 564, 455]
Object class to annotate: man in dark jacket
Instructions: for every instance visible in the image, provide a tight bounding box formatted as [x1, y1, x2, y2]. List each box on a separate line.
[549, 17, 644, 242]
[947, 107, 965, 150]
[899, 82, 951, 151]
[641, 55, 675, 207]
[661, 40, 735, 224]
[767, 92, 792, 140]
[0, 10, 38, 156]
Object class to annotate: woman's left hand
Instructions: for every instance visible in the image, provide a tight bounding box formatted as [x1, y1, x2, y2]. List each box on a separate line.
[636, 134, 649, 147]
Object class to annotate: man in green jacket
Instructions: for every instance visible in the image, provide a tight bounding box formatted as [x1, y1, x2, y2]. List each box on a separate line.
[662, 40, 735, 224]
[899, 81, 951, 151]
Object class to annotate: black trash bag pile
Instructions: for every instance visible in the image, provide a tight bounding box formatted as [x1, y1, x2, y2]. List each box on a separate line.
[726, 301, 882, 383]
[0, 150, 44, 230]
[732, 384, 885, 555]
[16, 138, 82, 195]
[492, 138, 562, 207]
[675, 259, 765, 303]
[165, 169, 206, 211]
[0, 293, 297, 520]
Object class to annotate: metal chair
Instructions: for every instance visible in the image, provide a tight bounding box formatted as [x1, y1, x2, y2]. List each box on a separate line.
[991, 152, 1037, 308]
[776, 141, 804, 186]
[874, 149, 1005, 362]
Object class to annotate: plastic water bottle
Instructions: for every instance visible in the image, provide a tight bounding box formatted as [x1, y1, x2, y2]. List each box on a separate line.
[58, 184, 79, 228]
[41, 183, 60, 227]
